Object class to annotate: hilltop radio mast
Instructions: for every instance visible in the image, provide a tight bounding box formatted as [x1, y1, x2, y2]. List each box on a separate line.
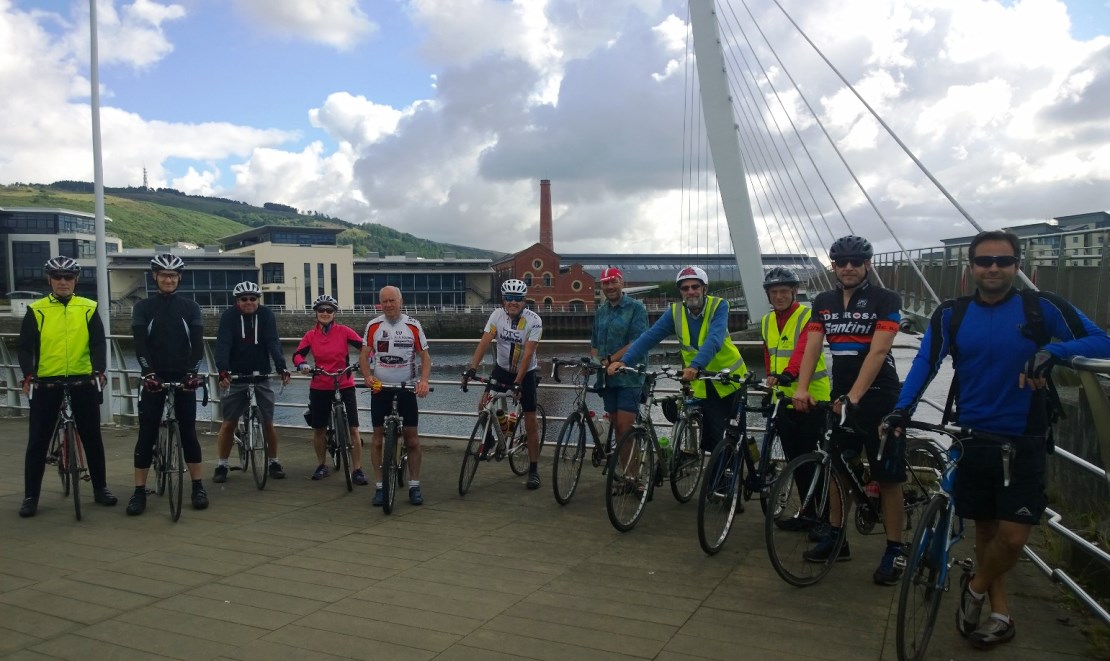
[142, 166, 149, 190]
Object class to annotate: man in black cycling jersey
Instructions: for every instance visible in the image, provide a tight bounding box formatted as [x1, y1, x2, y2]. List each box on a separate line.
[213, 281, 291, 484]
[885, 230, 1110, 648]
[127, 253, 208, 515]
[17, 257, 118, 518]
[794, 235, 905, 585]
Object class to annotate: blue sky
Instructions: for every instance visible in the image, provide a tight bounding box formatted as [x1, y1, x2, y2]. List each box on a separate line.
[2, 1, 1108, 255]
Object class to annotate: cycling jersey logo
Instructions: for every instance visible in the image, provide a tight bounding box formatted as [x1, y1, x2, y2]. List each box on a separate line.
[679, 267, 699, 277]
[378, 355, 404, 365]
[376, 329, 389, 353]
[1015, 507, 1032, 517]
[856, 299, 869, 308]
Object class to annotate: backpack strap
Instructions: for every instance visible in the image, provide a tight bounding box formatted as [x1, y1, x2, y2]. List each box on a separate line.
[941, 296, 973, 425]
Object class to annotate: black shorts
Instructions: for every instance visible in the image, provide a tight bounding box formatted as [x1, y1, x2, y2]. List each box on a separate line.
[832, 389, 904, 483]
[954, 433, 1047, 525]
[489, 366, 538, 412]
[308, 387, 360, 429]
[370, 388, 419, 428]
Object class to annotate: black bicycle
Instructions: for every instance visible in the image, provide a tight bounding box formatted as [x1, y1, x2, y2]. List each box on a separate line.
[379, 382, 432, 514]
[228, 372, 272, 490]
[38, 376, 100, 521]
[549, 357, 612, 505]
[311, 365, 359, 492]
[150, 381, 207, 522]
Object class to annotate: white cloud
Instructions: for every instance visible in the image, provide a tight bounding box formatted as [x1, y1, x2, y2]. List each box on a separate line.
[231, 0, 375, 50]
[64, 0, 186, 69]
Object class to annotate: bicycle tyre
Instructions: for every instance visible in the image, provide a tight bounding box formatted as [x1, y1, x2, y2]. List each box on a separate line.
[52, 422, 70, 497]
[605, 427, 654, 533]
[382, 421, 398, 514]
[249, 408, 268, 490]
[896, 495, 950, 661]
[509, 403, 546, 476]
[552, 412, 586, 505]
[65, 421, 82, 521]
[670, 412, 704, 503]
[458, 412, 488, 496]
[335, 411, 353, 493]
[756, 428, 788, 515]
[697, 438, 742, 554]
[155, 423, 169, 496]
[765, 452, 847, 587]
[167, 421, 184, 522]
[234, 418, 250, 472]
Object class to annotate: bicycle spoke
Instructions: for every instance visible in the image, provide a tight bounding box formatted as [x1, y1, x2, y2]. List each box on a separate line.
[670, 414, 704, 503]
[896, 495, 950, 660]
[605, 429, 653, 532]
[765, 453, 846, 586]
[552, 413, 586, 505]
[697, 439, 741, 554]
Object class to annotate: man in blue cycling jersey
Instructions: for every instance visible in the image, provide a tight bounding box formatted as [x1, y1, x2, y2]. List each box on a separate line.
[884, 230, 1110, 649]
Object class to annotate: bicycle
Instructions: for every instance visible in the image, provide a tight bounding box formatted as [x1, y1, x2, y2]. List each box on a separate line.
[549, 357, 613, 505]
[895, 421, 988, 661]
[37, 376, 99, 521]
[378, 381, 434, 514]
[228, 372, 273, 490]
[310, 365, 360, 492]
[695, 371, 769, 555]
[149, 381, 207, 522]
[764, 398, 945, 586]
[604, 365, 707, 533]
[457, 373, 547, 496]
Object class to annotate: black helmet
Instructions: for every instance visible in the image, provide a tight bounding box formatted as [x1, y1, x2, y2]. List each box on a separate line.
[763, 267, 800, 290]
[829, 235, 873, 261]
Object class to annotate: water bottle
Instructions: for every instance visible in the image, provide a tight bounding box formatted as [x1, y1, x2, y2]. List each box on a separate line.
[495, 409, 509, 434]
[507, 411, 518, 433]
[745, 437, 760, 464]
[842, 449, 868, 485]
[594, 412, 610, 442]
[865, 481, 881, 499]
[658, 436, 672, 461]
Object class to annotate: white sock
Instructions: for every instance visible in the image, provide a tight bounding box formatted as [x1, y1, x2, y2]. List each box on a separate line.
[969, 586, 986, 601]
[409, 480, 420, 488]
[217, 459, 228, 467]
[989, 612, 1011, 624]
[269, 457, 279, 464]
[376, 482, 383, 489]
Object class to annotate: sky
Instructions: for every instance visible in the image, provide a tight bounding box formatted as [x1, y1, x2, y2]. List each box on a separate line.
[1, 0, 1108, 257]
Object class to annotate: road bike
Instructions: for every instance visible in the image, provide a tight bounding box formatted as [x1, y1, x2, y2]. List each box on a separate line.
[549, 357, 613, 505]
[764, 399, 945, 586]
[378, 381, 433, 514]
[228, 372, 273, 490]
[150, 381, 207, 522]
[458, 373, 547, 495]
[310, 365, 360, 492]
[38, 376, 99, 521]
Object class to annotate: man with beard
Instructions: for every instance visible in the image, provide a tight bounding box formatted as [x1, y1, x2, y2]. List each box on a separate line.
[591, 267, 648, 449]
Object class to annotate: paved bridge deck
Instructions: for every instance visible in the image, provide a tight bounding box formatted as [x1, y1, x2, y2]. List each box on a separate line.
[0, 418, 1099, 660]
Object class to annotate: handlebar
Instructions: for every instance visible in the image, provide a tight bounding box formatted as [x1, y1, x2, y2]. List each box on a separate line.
[550, 356, 604, 383]
[460, 372, 514, 393]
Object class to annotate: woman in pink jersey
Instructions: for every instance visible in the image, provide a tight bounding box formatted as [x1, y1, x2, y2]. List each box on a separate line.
[291, 295, 369, 484]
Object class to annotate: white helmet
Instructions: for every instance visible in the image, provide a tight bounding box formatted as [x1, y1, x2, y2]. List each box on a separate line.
[312, 294, 338, 310]
[675, 265, 709, 287]
[501, 279, 528, 296]
[44, 256, 81, 277]
[232, 281, 262, 297]
[150, 253, 185, 273]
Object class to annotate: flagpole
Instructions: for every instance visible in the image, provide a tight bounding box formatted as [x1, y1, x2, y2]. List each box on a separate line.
[89, 0, 114, 422]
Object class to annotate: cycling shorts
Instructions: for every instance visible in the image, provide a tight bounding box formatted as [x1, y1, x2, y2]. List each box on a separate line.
[308, 387, 360, 429]
[370, 389, 419, 428]
[954, 433, 1047, 525]
[832, 389, 904, 483]
[488, 366, 538, 413]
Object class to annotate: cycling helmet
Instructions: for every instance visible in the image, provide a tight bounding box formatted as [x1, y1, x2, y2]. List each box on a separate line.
[43, 256, 81, 277]
[763, 267, 800, 290]
[501, 279, 528, 296]
[828, 235, 873, 261]
[232, 281, 262, 297]
[150, 252, 185, 273]
[312, 294, 338, 310]
[675, 265, 709, 287]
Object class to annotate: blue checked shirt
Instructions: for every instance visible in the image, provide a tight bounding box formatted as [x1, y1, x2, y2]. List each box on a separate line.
[592, 294, 649, 389]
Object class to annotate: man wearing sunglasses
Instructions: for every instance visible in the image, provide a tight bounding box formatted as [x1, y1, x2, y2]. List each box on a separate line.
[466, 278, 545, 489]
[16, 256, 117, 518]
[609, 265, 748, 455]
[884, 230, 1110, 649]
[794, 235, 906, 586]
[212, 281, 291, 484]
[591, 267, 648, 450]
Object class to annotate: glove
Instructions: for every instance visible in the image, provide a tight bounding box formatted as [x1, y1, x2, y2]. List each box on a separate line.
[143, 373, 162, 391]
[184, 373, 204, 391]
[298, 363, 312, 374]
[776, 372, 796, 386]
[370, 378, 383, 394]
[1025, 350, 1056, 379]
[463, 367, 477, 381]
[881, 408, 911, 433]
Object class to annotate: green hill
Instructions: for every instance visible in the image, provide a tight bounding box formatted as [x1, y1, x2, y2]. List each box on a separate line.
[0, 183, 502, 259]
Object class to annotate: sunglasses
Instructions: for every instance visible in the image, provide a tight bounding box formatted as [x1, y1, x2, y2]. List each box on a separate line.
[833, 258, 865, 268]
[503, 294, 525, 302]
[49, 274, 75, 281]
[316, 308, 336, 314]
[679, 283, 702, 292]
[972, 255, 1019, 268]
[238, 296, 258, 302]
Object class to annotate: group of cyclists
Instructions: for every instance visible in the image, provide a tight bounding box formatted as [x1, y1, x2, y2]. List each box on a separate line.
[16, 229, 1110, 652]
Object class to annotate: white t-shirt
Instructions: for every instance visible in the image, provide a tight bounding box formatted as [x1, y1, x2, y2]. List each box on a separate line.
[363, 313, 429, 385]
[483, 307, 542, 373]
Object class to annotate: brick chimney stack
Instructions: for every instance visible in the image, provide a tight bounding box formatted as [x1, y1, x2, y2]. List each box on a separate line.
[539, 179, 554, 251]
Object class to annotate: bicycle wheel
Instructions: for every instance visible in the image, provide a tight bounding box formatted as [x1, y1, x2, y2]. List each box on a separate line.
[509, 403, 546, 475]
[382, 421, 398, 514]
[697, 438, 742, 554]
[902, 438, 947, 531]
[756, 430, 789, 515]
[552, 412, 587, 505]
[765, 453, 847, 587]
[896, 495, 951, 661]
[51, 422, 70, 497]
[248, 409, 268, 490]
[336, 416, 353, 493]
[155, 423, 169, 496]
[166, 421, 184, 522]
[670, 412, 704, 503]
[234, 418, 250, 472]
[458, 412, 489, 496]
[65, 422, 82, 521]
[605, 428, 654, 533]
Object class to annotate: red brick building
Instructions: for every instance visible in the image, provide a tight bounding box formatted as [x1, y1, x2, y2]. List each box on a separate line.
[491, 180, 596, 311]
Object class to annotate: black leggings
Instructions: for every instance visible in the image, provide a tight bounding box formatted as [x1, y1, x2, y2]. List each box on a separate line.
[134, 388, 201, 469]
[25, 383, 108, 498]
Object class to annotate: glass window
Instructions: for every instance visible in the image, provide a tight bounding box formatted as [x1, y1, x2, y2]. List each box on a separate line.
[262, 262, 285, 284]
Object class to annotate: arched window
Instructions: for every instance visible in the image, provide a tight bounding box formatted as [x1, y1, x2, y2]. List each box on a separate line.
[543, 297, 554, 311]
[569, 299, 586, 312]
[543, 272, 553, 287]
[523, 272, 533, 287]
